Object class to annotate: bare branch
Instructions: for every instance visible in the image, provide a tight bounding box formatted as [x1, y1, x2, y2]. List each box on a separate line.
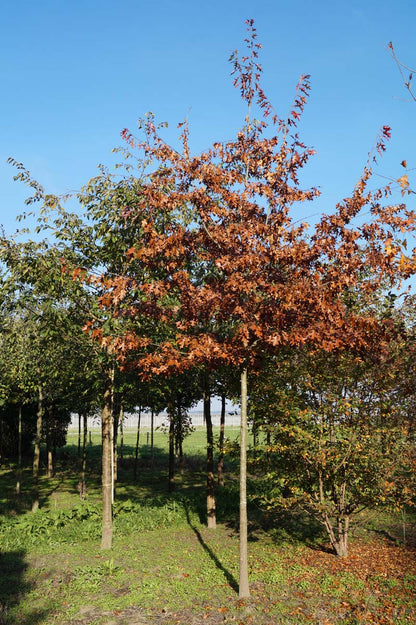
[388, 42, 416, 103]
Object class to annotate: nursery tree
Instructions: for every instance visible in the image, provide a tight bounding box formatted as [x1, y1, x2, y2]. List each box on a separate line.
[4, 159, 172, 548]
[93, 21, 416, 595]
[249, 327, 416, 557]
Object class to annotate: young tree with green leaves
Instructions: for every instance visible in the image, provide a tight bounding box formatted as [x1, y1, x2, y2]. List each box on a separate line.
[249, 299, 416, 557]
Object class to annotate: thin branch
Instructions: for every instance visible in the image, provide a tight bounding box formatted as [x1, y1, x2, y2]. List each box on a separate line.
[388, 42, 416, 104]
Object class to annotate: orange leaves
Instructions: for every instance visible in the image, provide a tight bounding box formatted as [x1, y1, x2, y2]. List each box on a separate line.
[397, 173, 410, 196]
[126, 246, 138, 260]
[72, 267, 84, 281]
[97, 21, 416, 379]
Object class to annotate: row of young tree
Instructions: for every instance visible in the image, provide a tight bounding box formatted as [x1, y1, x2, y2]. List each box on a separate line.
[1, 21, 415, 597]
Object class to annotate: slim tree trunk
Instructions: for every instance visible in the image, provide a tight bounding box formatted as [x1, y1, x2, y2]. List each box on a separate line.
[119, 403, 124, 467]
[113, 404, 118, 491]
[150, 408, 154, 464]
[218, 393, 226, 487]
[0, 414, 3, 466]
[134, 406, 142, 479]
[110, 372, 115, 502]
[101, 371, 113, 550]
[47, 405, 54, 478]
[32, 383, 43, 512]
[176, 404, 184, 476]
[168, 404, 175, 492]
[47, 448, 53, 479]
[16, 404, 22, 496]
[79, 412, 88, 499]
[77, 413, 81, 457]
[252, 421, 258, 448]
[179, 436, 184, 475]
[204, 380, 216, 529]
[239, 368, 250, 598]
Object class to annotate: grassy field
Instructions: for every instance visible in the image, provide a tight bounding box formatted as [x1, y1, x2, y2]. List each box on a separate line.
[0, 426, 415, 625]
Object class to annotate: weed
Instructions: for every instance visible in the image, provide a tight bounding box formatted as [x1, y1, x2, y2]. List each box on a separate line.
[70, 565, 104, 592]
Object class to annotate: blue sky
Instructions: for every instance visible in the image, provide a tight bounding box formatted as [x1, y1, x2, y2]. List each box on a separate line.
[1, 0, 415, 241]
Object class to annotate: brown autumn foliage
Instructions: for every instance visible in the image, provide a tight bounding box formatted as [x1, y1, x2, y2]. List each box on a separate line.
[86, 19, 416, 592]
[93, 20, 416, 375]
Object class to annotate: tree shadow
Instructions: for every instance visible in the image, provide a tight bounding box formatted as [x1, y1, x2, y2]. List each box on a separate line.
[265, 509, 328, 551]
[0, 551, 49, 624]
[184, 504, 239, 593]
[38, 477, 64, 508]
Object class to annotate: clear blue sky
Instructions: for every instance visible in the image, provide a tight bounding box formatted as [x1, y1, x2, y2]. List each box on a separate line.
[1, 0, 415, 241]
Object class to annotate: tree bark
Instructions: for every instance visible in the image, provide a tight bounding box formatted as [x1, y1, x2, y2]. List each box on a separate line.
[218, 393, 226, 487]
[168, 404, 175, 492]
[112, 401, 118, 491]
[79, 412, 88, 499]
[110, 374, 116, 500]
[134, 406, 142, 479]
[16, 404, 22, 495]
[179, 436, 184, 475]
[47, 448, 53, 479]
[32, 383, 43, 512]
[204, 379, 216, 529]
[46, 404, 54, 478]
[252, 421, 258, 448]
[239, 368, 250, 598]
[101, 371, 114, 550]
[119, 403, 124, 467]
[77, 413, 81, 457]
[150, 408, 154, 465]
[176, 403, 184, 476]
[0, 414, 3, 466]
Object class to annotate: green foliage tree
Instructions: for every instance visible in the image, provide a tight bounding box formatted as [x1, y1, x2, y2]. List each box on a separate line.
[249, 329, 416, 556]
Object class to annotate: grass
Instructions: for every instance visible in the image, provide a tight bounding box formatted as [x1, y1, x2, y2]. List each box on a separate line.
[0, 426, 415, 624]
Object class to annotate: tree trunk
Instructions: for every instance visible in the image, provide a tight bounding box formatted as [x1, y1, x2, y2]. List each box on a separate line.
[252, 421, 258, 448]
[176, 404, 184, 476]
[150, 408, 154, 465]
[77, 413, 81, 457]
[179, 436, 184, 475]
[101, 371, 113, 550]
[110, 378, 116, 499]
[0, 414, 3, 466]
[47, 449, 53, 479]
[168, 404, 175, 492]
[218, 393, 226, 487]
[134, 406, 142, 479]
[204, 380, 216, 529]
[47, 405, 54, 478]
[119, 403, 124, 467]
[79, 412, 88, 499]
[323, 512, 349, 557]
[334, 522, 349, 558]
[32, 383, 43, 512]
[239, 368, 250, 598]
[113, 403, 118, 491]
[16, 404, 22, 496]
[319, 473, 349, 557]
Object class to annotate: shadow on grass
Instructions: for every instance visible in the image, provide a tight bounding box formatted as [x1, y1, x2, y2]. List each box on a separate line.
[0, 551, 49, 625]
[265, 509, 327, 550]
[184, 504, 239, 593]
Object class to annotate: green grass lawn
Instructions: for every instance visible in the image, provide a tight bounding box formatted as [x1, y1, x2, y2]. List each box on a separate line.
[0, 427, 415, 625]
